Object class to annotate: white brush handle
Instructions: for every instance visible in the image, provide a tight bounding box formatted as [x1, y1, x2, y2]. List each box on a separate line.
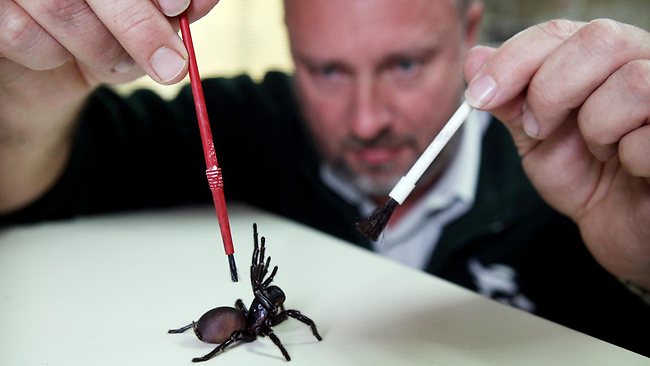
[388, 100, 473, 204]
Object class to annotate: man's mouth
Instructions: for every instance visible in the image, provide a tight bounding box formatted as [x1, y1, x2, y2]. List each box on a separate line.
[350, 146, 405, 166]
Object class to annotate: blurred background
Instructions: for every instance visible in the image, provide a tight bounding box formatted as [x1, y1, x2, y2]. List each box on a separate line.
[114, 0, 650, 98]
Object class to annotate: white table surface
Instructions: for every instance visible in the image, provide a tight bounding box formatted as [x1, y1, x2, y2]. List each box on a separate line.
[1, 205, 648, 365]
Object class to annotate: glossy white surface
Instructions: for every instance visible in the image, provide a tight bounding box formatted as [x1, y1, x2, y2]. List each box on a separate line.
[1, 205, 647, 365]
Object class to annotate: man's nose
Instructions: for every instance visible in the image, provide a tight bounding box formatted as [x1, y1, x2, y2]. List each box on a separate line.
[349, 77, 391, 140]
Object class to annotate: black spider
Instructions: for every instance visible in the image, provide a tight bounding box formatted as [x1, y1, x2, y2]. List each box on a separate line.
[168, 223, 323, 362]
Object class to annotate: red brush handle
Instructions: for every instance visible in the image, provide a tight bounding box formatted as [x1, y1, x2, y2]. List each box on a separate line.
[179, 12, 235, 256]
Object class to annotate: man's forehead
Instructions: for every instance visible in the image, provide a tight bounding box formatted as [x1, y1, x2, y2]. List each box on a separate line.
[284, 0, 458, 55]
[283, 0, 463, 15]
[284, 0, 459, 31]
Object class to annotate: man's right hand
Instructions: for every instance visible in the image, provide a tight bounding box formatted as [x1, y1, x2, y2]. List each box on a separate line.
[0, 0, 220, 214]
[1, 0, 221, 88]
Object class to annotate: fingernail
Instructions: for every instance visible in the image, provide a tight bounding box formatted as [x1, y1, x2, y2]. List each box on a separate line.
[522, 104, 540, 139]
[158, 0, 191, 16]
[150, 47, 186, 83]
[465, 74, 497, 108]
[112, 56, 135, 74]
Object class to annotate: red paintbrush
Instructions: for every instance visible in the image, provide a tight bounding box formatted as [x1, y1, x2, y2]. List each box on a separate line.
[179, 11, 238, 282]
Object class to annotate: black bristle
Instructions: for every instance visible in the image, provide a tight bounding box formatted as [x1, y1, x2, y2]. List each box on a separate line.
[355, 198, 398, 241]
[228, 254, 238, 282]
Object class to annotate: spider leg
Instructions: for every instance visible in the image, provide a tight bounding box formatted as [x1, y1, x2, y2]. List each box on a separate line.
[168, 322, 193, 334]
[268, 312, 287, 326]
[261, 265, 278, 287]
[264, 255, 271, 270]
[235, 299, 248, 314]
[191, 331, 243, 363]
[250, 224, 263, 289]
[252, 237, 274, 291]
[252, 223, 260, 266]
[250, 264, 257, 289]
[263, 328, 291, 361]
[259, 237, 266, 267]
[251, 243, 263, 288]
[258, 239, 269, 279]
[275, 310, 323, 341]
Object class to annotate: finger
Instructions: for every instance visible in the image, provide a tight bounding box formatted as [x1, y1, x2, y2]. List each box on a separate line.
[579, 59, 650, 162]
[463, 45, 495, 82]
[103, 0, 222, 82]
[152, 0, 220, 33]
[463, 45, 540, 156]
[86, 0, 192, 84]
[184, 0, 221, 20]
[619, 124, 650, 178]
[15, 0, 138, 81]
[0, 0, 71, 70]
[524, 19, 650, 140]
[462, 44, 545, 154]
[152, 0, 218, 18]
[152, 0, 191, 17]
[465, 19, 584, 110]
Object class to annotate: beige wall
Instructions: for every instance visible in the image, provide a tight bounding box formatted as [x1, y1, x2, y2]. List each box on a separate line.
[114, 0, 649, 98]
[113, 0, 292, 99]
[482, 0, 650, 42]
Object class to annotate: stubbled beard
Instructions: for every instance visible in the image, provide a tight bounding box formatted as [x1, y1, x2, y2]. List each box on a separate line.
[332, 132, 416, 198]
[331, 130, 463, 199]
[334, 160, 402, 197]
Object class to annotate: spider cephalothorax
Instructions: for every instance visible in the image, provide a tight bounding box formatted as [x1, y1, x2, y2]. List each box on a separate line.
[169, 223, 322, 362]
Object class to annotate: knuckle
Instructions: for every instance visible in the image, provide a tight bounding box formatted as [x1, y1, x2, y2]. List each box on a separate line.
[619, 60, 650, 102]
[111, 4, 157, 39]
[41, 0, 90, 24]
[575, 19, 629, 61]
[42, 0, 131, 71]
[0, 9, 37, 51]
[535, 19, 580, 41]
[0, 6, 69, 70]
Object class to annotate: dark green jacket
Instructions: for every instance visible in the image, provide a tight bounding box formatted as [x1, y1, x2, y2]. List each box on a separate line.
[3, 72, 648, 356]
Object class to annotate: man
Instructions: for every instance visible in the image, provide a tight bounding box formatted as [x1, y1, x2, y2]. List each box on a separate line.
[1, 0, 649, 356]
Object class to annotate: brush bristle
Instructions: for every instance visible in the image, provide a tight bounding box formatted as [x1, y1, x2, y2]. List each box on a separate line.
[228, 254, 238, 282]
[355, 199, 398, 241]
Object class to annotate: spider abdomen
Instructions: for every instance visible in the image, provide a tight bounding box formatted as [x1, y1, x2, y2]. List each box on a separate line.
[194, 307, 246, 344]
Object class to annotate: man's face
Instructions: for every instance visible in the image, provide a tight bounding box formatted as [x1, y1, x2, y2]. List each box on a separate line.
[285, 0, 480, 198]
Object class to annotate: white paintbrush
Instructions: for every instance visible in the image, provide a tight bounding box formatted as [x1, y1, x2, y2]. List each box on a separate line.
[356, 100, 474, 240]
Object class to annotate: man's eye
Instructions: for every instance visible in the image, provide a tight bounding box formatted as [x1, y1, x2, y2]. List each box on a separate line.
[394, 59, 419, 76]
[318, 65, 341, 78]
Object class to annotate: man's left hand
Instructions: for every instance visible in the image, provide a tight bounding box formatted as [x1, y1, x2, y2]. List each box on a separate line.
[464, 19, 650, 289]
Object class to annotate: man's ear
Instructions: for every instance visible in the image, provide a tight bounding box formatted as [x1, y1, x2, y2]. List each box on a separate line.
[463, 2, 484, 48]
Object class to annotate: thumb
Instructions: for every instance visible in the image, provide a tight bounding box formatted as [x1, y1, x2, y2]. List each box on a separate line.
[463, 45, 495, 83]
[463, 45, 537, 155]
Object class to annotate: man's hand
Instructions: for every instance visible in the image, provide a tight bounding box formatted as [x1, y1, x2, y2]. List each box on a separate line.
[0, 0, 220, 87]
[464, 19, 650, 289]
[0, 0, 220, 214]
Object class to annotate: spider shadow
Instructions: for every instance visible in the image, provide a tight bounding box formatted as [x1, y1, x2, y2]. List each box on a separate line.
[244, 321, 325, 361]
[243, 339, 288, 361]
